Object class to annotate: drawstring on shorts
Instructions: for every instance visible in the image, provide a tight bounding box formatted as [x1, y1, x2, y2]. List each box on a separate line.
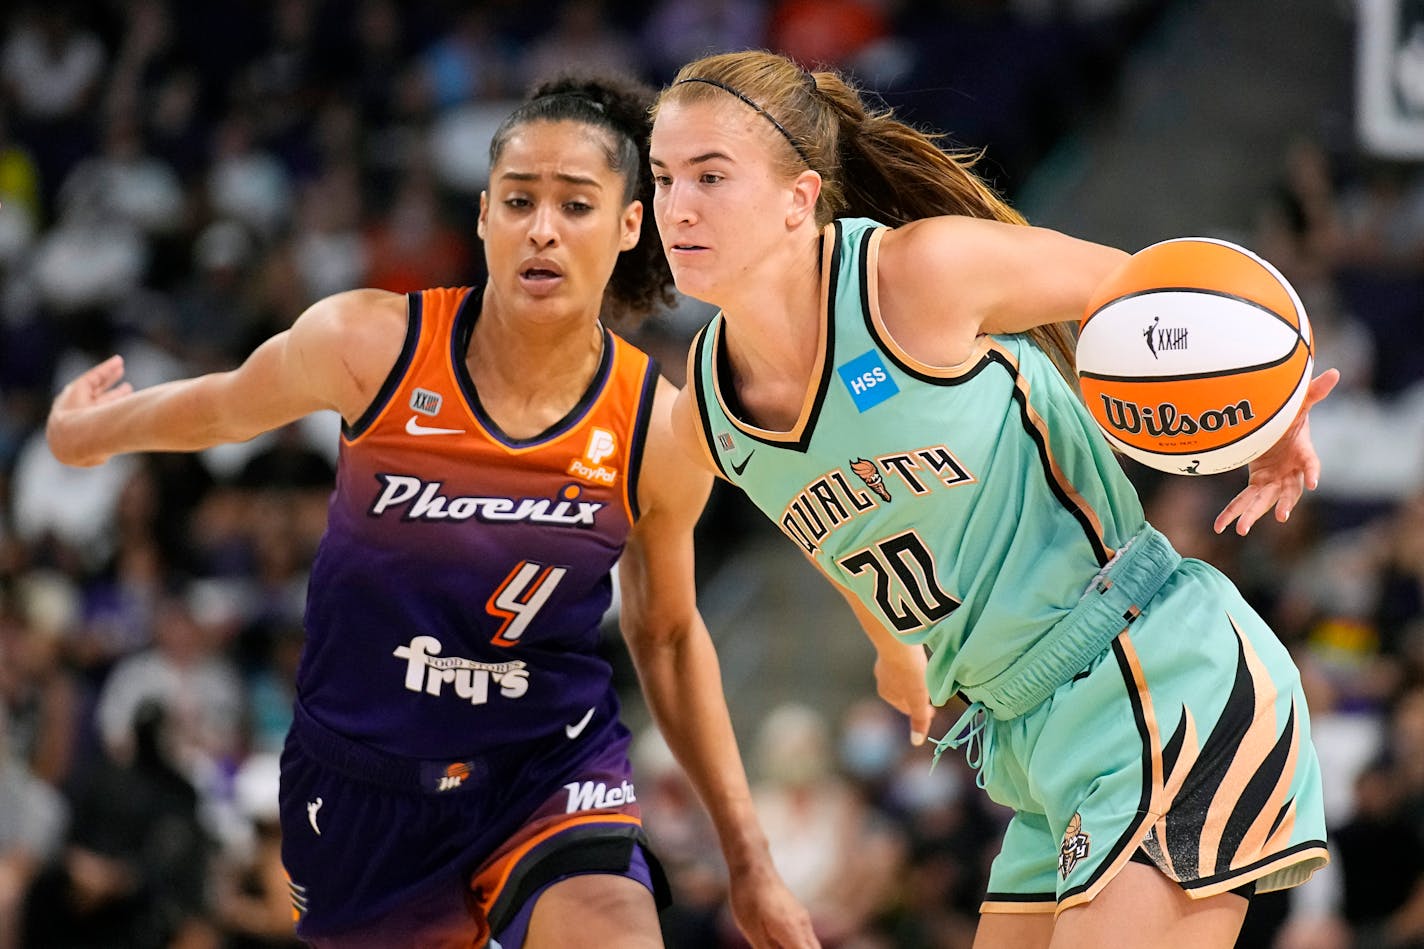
[931, 700, 993, 789]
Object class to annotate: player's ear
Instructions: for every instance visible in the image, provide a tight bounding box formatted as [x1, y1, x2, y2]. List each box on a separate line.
[619, 200, 642, 252]
[787, 169, 821, 229]
[477, 192, 489, 240]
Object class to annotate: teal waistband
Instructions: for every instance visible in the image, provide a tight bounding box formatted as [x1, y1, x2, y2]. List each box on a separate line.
[962, 523, 1182, 720]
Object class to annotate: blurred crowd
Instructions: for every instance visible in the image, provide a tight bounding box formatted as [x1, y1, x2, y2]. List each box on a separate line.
[0, 0, 1421, 947]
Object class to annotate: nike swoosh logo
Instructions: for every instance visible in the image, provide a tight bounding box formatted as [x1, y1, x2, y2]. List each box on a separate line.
[307, 797, 323, 836]
[406, 415, 465, 436]
[565, 707, 596, 740]
[730, 451, 754, 476]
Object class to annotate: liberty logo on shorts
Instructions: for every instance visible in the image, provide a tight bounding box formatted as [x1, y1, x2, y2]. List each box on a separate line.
[1059, 812, 1091, 879]
[837, 350, 899, 412]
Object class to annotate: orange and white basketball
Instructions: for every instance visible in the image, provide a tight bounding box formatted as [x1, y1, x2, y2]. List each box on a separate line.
[1076, 237, 1313, 476]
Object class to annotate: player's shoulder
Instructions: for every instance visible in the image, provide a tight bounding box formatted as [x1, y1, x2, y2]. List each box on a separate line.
[290, 289, 411, 397]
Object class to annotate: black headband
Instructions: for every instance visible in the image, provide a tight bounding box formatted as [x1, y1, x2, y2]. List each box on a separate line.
[532, 89, 606, 113]
[673, 77, 810, 165]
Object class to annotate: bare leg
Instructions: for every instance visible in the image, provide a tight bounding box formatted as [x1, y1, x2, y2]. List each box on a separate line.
[524, 873, 661, 949]
[974, 911, 1054, 949]
[1049, 862, 1248, 949]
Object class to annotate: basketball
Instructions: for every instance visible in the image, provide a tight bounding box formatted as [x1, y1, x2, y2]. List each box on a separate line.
[1076, 237, 1314, 476]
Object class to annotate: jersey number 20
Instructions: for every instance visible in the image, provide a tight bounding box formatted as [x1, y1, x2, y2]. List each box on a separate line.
[838, 531, 959, 633]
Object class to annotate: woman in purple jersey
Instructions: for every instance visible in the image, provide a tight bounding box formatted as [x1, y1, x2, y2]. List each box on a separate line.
[46, 75, 817, 949]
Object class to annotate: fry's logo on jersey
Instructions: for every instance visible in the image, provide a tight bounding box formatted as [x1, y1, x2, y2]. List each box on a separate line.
[370, 475, 603, 527]
[394, 635, 530, 704]
[567, 427, 618, 486]
[564, 778, 637, 813]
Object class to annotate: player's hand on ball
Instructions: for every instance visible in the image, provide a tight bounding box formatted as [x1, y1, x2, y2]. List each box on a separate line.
[1213, 368, 1339, 536]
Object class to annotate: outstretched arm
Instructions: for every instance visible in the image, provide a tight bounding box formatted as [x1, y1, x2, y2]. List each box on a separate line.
[621, 379, 818, 949]
[1214, 368, 1340, 535]
[46, 288, 405, 467]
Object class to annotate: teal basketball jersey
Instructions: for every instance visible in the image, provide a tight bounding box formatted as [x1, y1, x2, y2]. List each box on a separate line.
[688, 217, 1148, 705]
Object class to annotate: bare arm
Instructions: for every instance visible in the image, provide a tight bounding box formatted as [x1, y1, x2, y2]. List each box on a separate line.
[46, 288, 406, 467]
[818, 572, 934, 746]
[876, 216, 1129, 365]
[620, 378, 817, 949]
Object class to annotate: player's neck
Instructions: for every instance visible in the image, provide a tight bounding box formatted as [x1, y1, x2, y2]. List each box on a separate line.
[717, 237, 823, 431]
[465, 294, 605, 438]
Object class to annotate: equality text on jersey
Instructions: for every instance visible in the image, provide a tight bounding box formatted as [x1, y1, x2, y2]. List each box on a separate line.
[779, 444, 976, 555]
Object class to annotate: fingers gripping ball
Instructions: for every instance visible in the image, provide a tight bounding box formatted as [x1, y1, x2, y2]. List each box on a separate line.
[1076, 237, 1313, 476]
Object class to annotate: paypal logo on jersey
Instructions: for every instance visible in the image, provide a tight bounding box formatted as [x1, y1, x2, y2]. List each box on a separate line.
[837, 350, 899, 413]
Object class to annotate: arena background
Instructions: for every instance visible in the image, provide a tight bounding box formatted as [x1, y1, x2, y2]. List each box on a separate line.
[1, 1, 1421, 947]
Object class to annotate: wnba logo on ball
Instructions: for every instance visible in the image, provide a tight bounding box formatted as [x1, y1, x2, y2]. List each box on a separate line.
[1097, 395, 1256, 437]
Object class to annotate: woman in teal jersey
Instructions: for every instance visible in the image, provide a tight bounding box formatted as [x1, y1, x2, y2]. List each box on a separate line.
[649, 50, 1339, 948]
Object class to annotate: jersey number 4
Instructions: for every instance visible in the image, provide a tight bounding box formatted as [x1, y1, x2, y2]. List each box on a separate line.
[838, 531, 959, 633]
[488, 560, 568, 646]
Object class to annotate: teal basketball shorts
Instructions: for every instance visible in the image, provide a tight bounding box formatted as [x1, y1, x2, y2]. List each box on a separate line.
[973, 557, 1328, 916]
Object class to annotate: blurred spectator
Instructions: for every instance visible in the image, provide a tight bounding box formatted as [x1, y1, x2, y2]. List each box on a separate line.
[641, 0, 768, 82]
[768, 0, 887, 70]
[94, 592, 244, 787]
[170, 219, 264, 368]
[748, 702, 904, 946]
[362, 166, 473, 293]
[10, 428, 139, 570]
[213, 753, 302, 948]
[0, 115, 40, 269]
[521, 0, 645, 87]
[0, 587, 80, 788]
[58, 111, 186, 238]
[23, 701, 216, 949]
[288, 163, 366, 303]
[634, 729, 728, 949]
[0, 3, 105, 216]
[0, 703, 68, 949]
[206, 112, 294, 240]
[418, 7, 516, 110]
[1333, 759, 1424, 947]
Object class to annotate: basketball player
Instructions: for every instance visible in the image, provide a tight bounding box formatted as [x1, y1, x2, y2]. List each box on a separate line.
[46, 76, 817, 949]
[648, 50, 1339, 949]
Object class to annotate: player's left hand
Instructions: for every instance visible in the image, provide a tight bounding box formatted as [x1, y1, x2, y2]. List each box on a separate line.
[1213, 368, 1339, 536]
[727, 864, 820, 949]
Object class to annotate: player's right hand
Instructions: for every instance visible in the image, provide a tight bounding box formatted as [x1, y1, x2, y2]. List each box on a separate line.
[47, 355, 132, 466]
[873, 644, 934, 746]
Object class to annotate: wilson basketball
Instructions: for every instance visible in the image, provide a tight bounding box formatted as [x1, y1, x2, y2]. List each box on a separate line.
[1076, 237, 1313, 476]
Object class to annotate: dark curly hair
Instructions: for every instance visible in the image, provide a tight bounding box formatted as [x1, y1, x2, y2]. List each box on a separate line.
[488, 74, 675, 328]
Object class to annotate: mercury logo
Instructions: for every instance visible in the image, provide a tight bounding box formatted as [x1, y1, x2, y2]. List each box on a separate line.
[564, 778, 637, 813]
[1097, 395, 1254, 437]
